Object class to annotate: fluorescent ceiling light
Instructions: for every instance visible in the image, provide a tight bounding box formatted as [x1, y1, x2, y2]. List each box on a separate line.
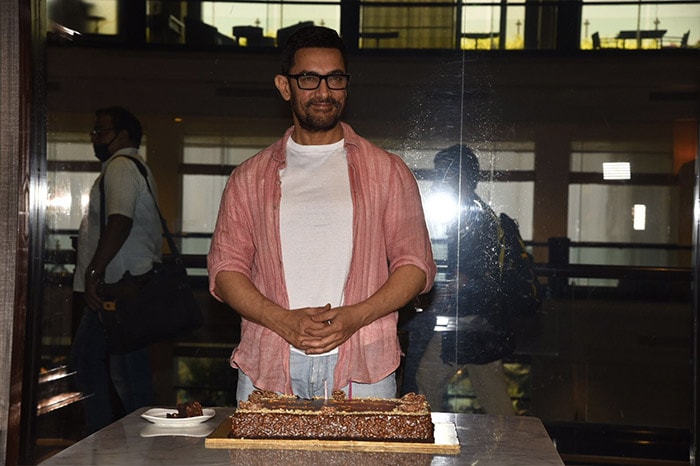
[633, 204, 646, 231]
[603, 162, 631, 180]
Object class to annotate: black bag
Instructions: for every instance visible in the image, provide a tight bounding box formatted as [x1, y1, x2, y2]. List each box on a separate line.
[496, 213, 542, 318]
[100, 258, 203, 354]
[98, 155, 203, 354]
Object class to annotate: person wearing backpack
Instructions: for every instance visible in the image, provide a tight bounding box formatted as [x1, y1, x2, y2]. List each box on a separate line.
[415, 144, 516, 415]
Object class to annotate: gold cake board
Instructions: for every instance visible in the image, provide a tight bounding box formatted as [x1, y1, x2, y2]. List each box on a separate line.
[205, 417, 460, 455]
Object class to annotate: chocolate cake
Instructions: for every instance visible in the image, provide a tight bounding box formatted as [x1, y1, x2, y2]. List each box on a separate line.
[167, 401, 203, 418]
[230, 390, 435, 443]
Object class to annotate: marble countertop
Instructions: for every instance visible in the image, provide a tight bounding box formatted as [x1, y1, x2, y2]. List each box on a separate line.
[40, 408, 564, 465]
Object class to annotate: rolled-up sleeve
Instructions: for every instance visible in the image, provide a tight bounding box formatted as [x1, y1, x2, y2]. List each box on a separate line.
[207, 170, 255, 301]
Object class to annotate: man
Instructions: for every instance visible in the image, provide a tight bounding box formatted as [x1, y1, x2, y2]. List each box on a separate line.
[71, 106, 161, 433]
[208, 26, 436, 402]
[416, 145, 515, 415]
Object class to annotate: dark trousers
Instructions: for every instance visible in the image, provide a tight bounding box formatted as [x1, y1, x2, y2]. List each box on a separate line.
[71, 307, 154, 434]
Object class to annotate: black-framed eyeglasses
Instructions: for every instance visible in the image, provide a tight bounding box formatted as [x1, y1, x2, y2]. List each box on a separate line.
[286, 73, 351, 90]
[90, 127, 115, 137]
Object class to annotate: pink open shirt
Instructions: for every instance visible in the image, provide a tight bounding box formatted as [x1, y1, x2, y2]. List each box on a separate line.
[208, 123, 436, 394]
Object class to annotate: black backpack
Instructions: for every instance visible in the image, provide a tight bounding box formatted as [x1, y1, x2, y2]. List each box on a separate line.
[496, 213, 542, 318]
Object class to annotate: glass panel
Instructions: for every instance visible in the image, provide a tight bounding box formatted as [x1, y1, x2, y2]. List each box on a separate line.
[174, 354, 238, 407]
[420, 166, 534, 236]
[46, 0, 700, 50]
[181, 174, 228, 233]
[183, 137, 264, 165]
[462, 2, 501, 50]
[180, 138, 269, 264]
[360, 2, 456, 49]
[571, 147, 673, 174]
[486, 147, 535, 170]
[49, 141, 95, 161]
[47, 171, 95, 230]
[45, 134, 97, 314]
[502, 5, 525, 50]
[451, 0, 536, 51]
[203, 1, 341, 45]
[48, 0, 118, 35]
[32, 2, 698, 463]
[393, 127, 540, 419]
[395, 145, 535, 171]
[582, 1, 700, 49]
[569, 184, 677, 250]
[481, 181, 535, 238]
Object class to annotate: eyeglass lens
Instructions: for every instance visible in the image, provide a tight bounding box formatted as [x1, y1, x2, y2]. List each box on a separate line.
[293, 74, 349, 90]
[90, 127, 113, 137]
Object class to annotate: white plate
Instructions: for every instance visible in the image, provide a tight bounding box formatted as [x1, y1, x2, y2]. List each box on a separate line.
[140, 423, 216, 438]
[141, 407, 216, 427]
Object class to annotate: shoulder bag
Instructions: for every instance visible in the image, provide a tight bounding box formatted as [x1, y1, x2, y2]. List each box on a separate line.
[98, 155, 203, 354]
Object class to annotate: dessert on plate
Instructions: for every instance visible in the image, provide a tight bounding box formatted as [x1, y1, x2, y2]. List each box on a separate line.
[167, 401, 204, 418]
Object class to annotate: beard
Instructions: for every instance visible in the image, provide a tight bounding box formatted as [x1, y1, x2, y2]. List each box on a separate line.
[292, 96, 344, 133]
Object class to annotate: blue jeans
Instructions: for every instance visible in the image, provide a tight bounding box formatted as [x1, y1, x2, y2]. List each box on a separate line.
[71, 307, 154, 434]
[236, 350, 396, 402]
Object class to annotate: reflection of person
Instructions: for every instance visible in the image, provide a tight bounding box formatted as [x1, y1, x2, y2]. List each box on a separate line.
[398, 291, 438, 395]
[48, 0, 89, 32]
[416, 145, 515, 415]
[71, 106, 160, 433]
[207, 26, 436, 403]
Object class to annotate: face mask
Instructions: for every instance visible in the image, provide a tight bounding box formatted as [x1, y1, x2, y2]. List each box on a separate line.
[93, 133, 119, 162]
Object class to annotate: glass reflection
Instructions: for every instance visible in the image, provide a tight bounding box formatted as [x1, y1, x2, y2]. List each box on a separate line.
[45, 0, 700, 50]
[48, 0, 118, 35]
[402, 145, 529, 415]
[29, 2, 698, 464]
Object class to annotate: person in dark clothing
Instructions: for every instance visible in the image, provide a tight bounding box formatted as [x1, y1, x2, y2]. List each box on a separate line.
[415, 144, 515, 414]
[71, 107, 159, 433]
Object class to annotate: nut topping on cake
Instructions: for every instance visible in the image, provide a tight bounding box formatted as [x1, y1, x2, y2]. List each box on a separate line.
[320, 405, 338, 413]
[248, 389, 277, 402]
[397, 393, 429, 413]
[238, 399, 262, 410]
[230, 390, 435, 443]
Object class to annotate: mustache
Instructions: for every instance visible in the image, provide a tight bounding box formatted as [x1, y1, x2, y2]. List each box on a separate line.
[306, 98, 341, 109]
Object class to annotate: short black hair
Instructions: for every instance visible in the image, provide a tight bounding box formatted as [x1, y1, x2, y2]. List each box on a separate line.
[95, 106, 143, 147]
[280, 26, 347, 75]
[434, 144, 480, 192]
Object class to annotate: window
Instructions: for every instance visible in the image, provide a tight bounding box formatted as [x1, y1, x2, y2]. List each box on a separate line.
[46, 132, 148, 261]
[582, 0, 699, 49]
[203, 1, 341, 45]
[567, 140, 687, 287]
[48, 0, 119, 35]
[461, 0, 526, 50]
[181, 136, 268, 255]
[46, 0, 699, 50]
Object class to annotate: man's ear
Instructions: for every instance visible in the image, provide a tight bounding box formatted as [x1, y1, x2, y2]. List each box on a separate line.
[274, 74, 291, 102]
[116, 128, 131, 147]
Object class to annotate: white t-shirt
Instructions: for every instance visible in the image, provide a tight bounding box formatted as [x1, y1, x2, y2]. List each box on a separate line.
[280, 137, 353, 354]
